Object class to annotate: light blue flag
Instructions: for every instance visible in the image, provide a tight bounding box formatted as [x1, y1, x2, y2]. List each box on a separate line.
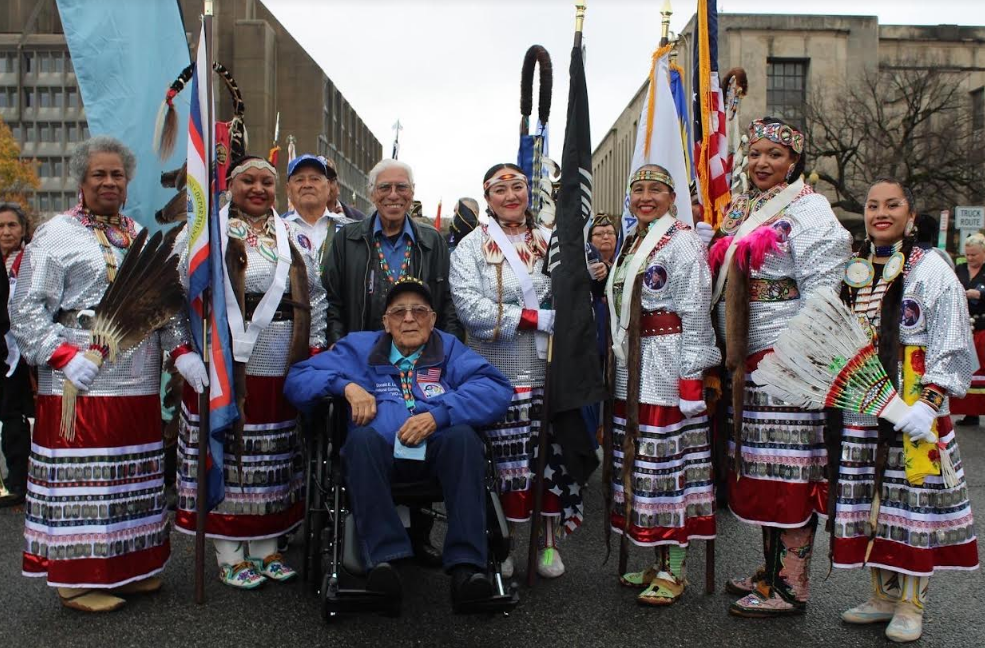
[56, 0, 190, 232]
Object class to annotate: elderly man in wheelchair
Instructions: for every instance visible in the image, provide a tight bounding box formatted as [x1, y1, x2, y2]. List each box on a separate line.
[285, 277, 514, 614]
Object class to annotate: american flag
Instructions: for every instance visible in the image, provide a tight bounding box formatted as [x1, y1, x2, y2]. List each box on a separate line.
[692, 0, 731, 228]
[418, 368, 442, 382]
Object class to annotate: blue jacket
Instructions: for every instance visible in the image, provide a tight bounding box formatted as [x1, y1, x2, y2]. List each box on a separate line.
[284, 328, 513, 443]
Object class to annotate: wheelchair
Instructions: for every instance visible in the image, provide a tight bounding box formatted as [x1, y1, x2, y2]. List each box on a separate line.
[299, 398, 519, 621]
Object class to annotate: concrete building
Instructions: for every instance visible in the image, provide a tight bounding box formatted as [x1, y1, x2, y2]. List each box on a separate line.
[592, 14, 985, 227]
[0, 0, 381, 217]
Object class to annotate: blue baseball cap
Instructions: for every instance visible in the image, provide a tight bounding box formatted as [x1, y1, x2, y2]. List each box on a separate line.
[288, 154, 335, 179]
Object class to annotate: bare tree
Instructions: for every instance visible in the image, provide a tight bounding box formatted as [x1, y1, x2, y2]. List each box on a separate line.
[804, 64, 985, 214]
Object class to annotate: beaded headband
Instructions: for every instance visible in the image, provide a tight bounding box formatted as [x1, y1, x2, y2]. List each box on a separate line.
[629, 168, 674, 190]
[229, 158, 277, 181]
[483, 172, 528, 192]
[749, 119, 804, 154]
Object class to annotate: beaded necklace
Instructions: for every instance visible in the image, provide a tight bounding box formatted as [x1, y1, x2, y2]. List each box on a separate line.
[375, 236, 413, 284]
[70, 203, 137, 282]
[227, 207, 279, 263]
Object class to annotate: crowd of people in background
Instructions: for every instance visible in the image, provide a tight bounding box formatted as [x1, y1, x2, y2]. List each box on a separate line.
[0, 115, 980, 643]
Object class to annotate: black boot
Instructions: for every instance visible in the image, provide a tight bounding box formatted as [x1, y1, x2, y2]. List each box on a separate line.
[450, 564, 493, 611]
[956, 416, 980, 427]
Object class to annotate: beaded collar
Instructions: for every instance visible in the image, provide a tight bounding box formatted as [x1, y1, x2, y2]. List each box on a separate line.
[70, 202, 137, 282]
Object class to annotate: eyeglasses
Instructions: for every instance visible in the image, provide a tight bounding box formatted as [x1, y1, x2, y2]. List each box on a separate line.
[375, 182, 413, 196]
[385, 305, 433, 320]
[592, 230, 616, 238]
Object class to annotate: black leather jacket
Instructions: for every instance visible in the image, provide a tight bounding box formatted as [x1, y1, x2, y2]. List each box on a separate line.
[323, 213, 462, 344]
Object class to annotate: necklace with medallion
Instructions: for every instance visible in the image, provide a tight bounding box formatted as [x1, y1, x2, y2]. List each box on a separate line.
[375, 236, 413, 284]
[70, 204, 136, 282]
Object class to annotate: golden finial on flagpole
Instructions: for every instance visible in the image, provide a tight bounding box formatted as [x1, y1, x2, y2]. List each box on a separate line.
[660, 0, 672, 46]
[575, 2, 587, 34]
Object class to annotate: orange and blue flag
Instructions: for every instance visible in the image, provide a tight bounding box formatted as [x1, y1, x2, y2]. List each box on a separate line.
[186, 21, 237, 511]
[692, 0, 730, 227]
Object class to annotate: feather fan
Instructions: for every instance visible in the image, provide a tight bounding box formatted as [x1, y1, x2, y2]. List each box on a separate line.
[60, 229, 186, 440]
[751, 286, 957, 492]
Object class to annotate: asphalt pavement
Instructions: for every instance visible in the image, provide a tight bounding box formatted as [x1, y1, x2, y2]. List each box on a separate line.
[1, 422, 984, 648]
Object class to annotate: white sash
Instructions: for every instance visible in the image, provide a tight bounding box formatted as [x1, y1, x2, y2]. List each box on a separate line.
[710, 178, 804, 306]
[486, 218, 547, 359]
[221, 205, 292, 363]
[605, 213, 677, 363]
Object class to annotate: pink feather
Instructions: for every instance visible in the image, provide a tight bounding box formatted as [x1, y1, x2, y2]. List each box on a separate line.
[736, 226, 781, 271]
[708, 236, 733, 275]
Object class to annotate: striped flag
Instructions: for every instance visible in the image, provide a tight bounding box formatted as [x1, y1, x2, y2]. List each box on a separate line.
[186, 21, 237, 511]
[692, 0, 730, 228]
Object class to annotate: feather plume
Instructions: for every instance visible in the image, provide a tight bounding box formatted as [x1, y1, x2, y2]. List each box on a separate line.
[708, 236, 733, 276]
[736, 226, 780, 271]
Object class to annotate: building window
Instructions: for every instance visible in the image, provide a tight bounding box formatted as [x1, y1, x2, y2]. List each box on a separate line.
[82, 124, 90, 139]
[52, 123, 63, 143]
[22, 52, 33, 74]
[0, 53, 14, 73]
[52, 88, 63, 108]
[973, 87, 984, 131]
[0, 87, 14, 107]
[67, 87, 79, 109]
[767, 59, 808, 129]
[10, 122, 21, 140]
[38, 52, 51, 73]
[67, 122, 78, 142]
[23, 88, 33, 108]
[53, 158, 63, 178]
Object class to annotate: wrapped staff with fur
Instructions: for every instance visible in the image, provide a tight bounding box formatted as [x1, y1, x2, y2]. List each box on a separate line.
[518, 45, 560, 228]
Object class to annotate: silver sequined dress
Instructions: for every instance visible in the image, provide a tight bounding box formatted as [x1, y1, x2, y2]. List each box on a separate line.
[610, 221, 721, 546]
[450, 224, 583, 534]
[174, 208, 327, 540]
[833, 247, 979, 574]
[716, 185, 852, 527]
[11, 213, 177, 588]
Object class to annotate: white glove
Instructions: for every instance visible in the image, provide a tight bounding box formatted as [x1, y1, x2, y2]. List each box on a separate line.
[679, 398, 707, 419]
[892, 401, 937, 444]
[175, 353, 210, 394]
[537, 309, 556, 334]
[63, 353, 99, 391]
[695, 221, 715, 247]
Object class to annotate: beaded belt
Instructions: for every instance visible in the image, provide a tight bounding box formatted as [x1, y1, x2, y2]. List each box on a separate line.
[640, 311, 682, 337]
[244, 293, 297, 321]
[749, 277, 799, 302]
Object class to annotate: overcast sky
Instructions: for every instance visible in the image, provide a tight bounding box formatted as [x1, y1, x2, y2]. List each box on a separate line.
[264, 0, 980, 219]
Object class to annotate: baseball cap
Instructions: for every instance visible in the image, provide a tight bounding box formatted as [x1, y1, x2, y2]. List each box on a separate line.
[385, 277, 433, 309]
[288, 154, 336, 179]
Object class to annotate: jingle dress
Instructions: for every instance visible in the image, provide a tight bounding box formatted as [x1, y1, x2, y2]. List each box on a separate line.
[710, 181, 851, 608]
[11, 209, 175, 588]
[174, 206, 327, 542]
[449, 223, 583, 533]
[833, 246, 978, 576]
[609, 220, 719, 546]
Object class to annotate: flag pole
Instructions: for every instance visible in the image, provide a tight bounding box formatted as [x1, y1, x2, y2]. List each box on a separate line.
[194, 0, 215, 606]
[525, 0, 586, 588]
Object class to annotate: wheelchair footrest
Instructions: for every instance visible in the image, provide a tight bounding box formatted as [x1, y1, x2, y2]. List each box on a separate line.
[453, 589, 520, 615]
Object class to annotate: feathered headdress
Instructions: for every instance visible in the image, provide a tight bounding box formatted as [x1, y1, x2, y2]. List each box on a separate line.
[60, 229, 185, 441]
